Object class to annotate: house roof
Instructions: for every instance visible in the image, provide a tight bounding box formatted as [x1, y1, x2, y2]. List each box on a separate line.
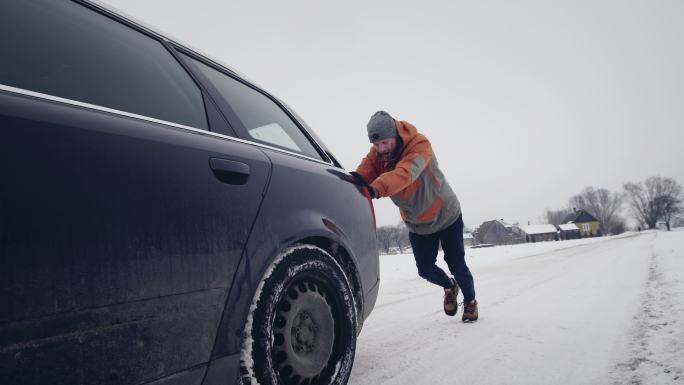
[563, 209, 599, 224]
[478, 219, 515, 230]
[520, 224, 558, 235]
[558, 223, 580, 231]
[495, 219, 516, 228]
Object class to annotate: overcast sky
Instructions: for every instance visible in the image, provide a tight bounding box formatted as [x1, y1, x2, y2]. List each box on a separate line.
[103, 0, 684, 230]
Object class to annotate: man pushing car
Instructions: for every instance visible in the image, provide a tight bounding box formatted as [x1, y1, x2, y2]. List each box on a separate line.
[353, 111, 478, 322]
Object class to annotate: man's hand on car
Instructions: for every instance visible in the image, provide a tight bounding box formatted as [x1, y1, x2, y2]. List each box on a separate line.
[350, 171, 380, 199]
[367, 185, 380, 199]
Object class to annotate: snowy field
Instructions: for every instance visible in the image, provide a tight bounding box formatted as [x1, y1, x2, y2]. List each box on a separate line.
[349, 229, 684, 385]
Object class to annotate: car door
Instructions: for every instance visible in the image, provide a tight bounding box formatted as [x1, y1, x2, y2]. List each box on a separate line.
[0, 1, 270, 384]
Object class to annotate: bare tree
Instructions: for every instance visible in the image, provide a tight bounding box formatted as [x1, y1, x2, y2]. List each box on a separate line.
[623, 176, 683, 230]
[390, 222, 411, 252]
[376, 223, 411, 253]
[672, 216, 684, 229]
[376, 226, 394, 253]
[609, 216, 627, 234]
[569, 186, 625, 235]
[386, 226, 401, 253]
[654, 194, 682, 231]
[544, 208, 573, 226]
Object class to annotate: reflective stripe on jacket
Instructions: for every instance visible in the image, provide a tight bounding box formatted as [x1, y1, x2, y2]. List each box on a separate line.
[355, 120, 461, 235]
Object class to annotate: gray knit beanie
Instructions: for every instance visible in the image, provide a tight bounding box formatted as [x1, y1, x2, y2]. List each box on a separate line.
[367, 111, 397, 143]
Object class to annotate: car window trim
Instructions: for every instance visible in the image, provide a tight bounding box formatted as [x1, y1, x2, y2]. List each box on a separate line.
[76, 0, 169, 46]
[161, 41, 237, 137]
[172, 46, 250, 139]
[0, 84, 335, 166]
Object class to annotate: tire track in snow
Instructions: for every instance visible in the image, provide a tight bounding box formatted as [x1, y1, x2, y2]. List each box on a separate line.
[609, 232, 684, 384]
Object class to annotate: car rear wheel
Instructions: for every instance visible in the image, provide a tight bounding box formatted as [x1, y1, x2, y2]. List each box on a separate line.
[240, 245, 357, 385]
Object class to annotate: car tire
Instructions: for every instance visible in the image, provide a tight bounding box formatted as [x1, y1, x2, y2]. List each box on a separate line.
[240, 245, 358, 385]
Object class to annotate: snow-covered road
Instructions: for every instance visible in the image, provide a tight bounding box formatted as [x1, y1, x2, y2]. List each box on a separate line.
[349, 230, 684, 385]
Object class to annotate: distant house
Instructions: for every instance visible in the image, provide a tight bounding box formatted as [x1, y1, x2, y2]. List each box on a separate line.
[558, 223, 581, 240]
[562, 209, 600, 237]
[474, 219, 524, 246]
[520, 224, 558, 243]
[463, 232, 475, 247]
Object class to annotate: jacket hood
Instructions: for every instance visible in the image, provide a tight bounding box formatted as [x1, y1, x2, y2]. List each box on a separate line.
[396, 120, 418, 145]
[395, 120, 420, 158]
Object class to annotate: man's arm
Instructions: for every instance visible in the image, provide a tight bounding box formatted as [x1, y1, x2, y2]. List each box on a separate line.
[370, 135, 433, 197]
[354, 147, 380, 184]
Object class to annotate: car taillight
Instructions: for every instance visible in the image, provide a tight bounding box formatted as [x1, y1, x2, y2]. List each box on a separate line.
[361, 187, 377, 229]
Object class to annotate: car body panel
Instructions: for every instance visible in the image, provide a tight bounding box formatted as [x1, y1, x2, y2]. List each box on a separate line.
[0, 90, 271, 384]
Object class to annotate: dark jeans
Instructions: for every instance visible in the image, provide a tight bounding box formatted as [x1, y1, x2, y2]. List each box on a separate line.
[408, 214, 476, 302]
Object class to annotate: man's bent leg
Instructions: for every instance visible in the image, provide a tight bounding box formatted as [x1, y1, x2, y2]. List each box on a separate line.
[440, 215, 476, 302]
[409, 231, 453, 289]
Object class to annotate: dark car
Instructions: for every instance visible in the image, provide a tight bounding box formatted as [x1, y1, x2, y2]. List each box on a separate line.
[0, 1, 380, 384]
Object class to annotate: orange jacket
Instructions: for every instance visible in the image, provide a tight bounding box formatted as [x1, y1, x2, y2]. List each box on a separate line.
[355, 120, 461, 234]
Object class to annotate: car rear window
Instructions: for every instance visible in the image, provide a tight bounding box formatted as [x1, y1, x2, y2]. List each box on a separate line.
[182, 55, 324, 160]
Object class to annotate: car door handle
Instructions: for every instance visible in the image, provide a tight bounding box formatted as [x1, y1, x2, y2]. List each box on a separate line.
[209, 158, 250, 185]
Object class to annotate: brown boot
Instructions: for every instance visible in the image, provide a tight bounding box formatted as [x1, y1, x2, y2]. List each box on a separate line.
[443, 279, 459, 316]
[462, 299, 478, 322]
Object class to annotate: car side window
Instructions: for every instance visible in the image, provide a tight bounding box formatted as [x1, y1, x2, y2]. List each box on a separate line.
[182, 55, 324, 160]
[0, 1, 207, 129]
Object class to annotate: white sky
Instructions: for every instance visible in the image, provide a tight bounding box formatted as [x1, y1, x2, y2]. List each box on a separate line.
[103, 0, 684, 230]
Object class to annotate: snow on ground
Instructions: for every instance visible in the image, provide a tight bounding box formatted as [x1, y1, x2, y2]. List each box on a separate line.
[349, 230, 684, 385]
